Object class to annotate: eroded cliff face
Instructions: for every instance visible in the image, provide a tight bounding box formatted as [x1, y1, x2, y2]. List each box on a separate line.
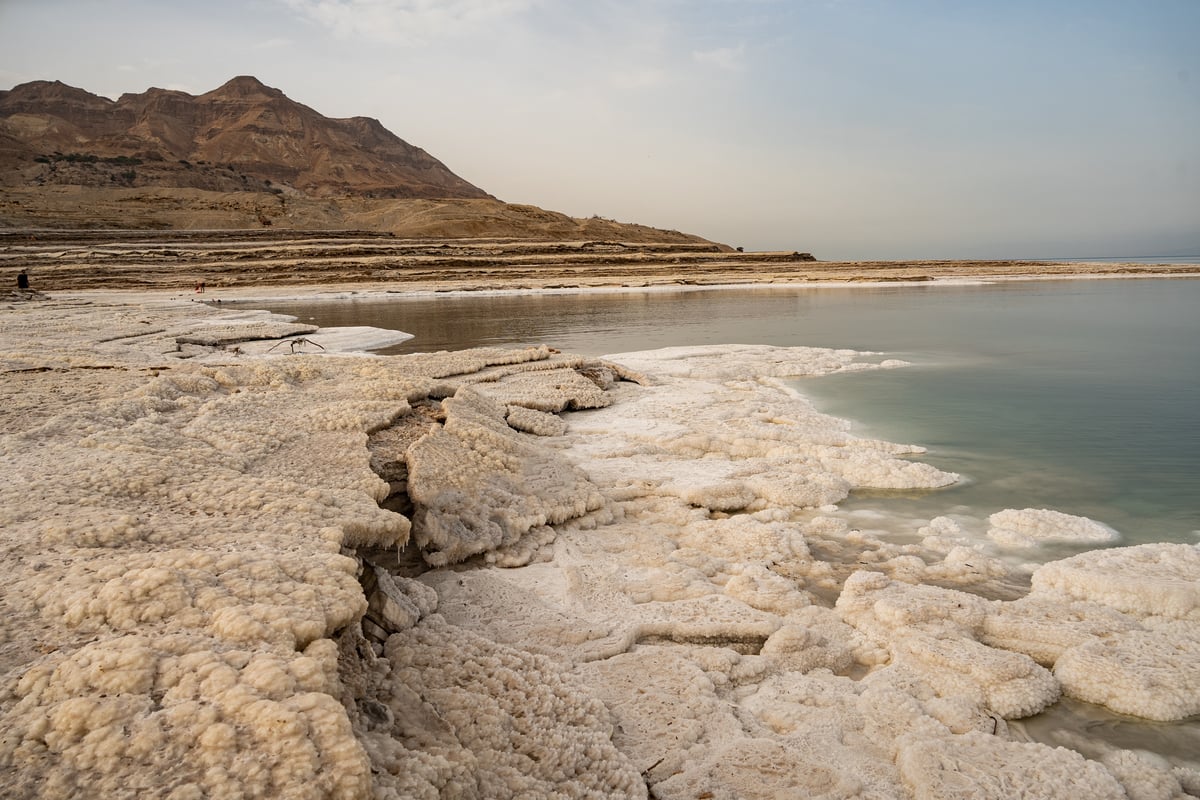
[0, 76, 490, 200]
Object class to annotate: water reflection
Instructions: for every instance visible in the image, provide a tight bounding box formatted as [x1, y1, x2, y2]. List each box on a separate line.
[1012, 697, 1200, 771]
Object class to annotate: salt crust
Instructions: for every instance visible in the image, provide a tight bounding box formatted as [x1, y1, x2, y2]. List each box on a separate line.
[898, 732, 1126, 800]
[3, 297, 1196, 798]
[405, 386, 605, 566]
[231, 326, 415, 355]
[0, 297, 634, 798]
[988, 507, 1120, 549]
[420, 343, 1196, 797]
[1008, 543, 1200, 721]
[373, 616, 645, 799]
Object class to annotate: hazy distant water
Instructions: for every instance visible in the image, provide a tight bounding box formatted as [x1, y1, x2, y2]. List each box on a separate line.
[1054, 254, 1200, 265]
[255, 278, 1200, 548]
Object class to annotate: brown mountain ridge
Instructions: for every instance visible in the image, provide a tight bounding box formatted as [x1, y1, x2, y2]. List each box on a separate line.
[0, 76, 720, 246]
[0, 75, 489, 199]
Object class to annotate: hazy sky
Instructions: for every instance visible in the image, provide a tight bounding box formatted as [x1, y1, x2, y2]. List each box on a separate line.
[2, 0, 1198, 258]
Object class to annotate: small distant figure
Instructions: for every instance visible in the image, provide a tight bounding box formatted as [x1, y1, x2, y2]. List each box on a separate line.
[17, 271, 29, 289]
[194, 281, 206, 293]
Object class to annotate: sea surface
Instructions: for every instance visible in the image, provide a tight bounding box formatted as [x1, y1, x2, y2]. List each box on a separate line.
[254, 277, 1200, 550]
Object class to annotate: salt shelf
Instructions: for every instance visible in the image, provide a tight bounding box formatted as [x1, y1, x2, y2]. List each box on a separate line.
[1, 294, 1198, 799]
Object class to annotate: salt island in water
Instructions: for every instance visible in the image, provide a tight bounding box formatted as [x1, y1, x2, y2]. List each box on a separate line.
[0, 291, 1197, 799]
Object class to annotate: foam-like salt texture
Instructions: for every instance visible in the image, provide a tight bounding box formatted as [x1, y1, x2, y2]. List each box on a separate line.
[988, 507, 1120, 549]
[3, 296, 1195, 799]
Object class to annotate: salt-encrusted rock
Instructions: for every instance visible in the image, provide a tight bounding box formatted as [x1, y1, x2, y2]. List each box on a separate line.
[836, 572, 1059, 719]
[576, 362, 619, 389]
[576, 647, 745, 785]
[4, 293, 643, 798]
[372, 616, 648, 798]
[606, 343, 869, 380]
[362, 564, 421, 634]
[653, 666, 908, 798]
[988, 507, 1120, 549]
[981, 595, 1140, 666]
[986, 543, 1200, 721]
[758, 606, 862, 674]
[1099, 749, 1188, 800]
[1, 634, 372, 799]
[655, 737, 868, 799]
[568, 346, 958, 532]
[1053, 624, 1200, 721]
[895, 631, 1060, 720]
[897, 731, 1127, 800]
[473, 366, 614, 411]
[398, 344, 557, 380]
[837, 571, 991, 638]
[505, 404, 568, 436]
[175, 321, 318, 346]
[1030, 543, 1200, 620]
[406, 387, 604, 566]
[418, 566, 623, 660]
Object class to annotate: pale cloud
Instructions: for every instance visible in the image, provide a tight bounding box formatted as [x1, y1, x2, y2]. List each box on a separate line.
[278, 0, 539, 44]
[692, 43, 745, 71]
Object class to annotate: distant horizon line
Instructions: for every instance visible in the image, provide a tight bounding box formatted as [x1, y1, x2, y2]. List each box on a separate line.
[808, 252, 1200, 263]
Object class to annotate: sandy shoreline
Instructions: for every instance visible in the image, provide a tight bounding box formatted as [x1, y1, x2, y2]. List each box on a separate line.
[23, 271, 1200, 314]
[4, 228, 1198, 297]
[2, 287, 1199, 798]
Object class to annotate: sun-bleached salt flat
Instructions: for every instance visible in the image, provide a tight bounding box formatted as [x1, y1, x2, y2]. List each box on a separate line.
[1, 291, 1198, 799]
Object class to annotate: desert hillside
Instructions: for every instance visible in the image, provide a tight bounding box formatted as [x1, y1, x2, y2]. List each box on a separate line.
[0, 76, 488, 200]
[0, 185, 719, 246]
[0, 76, 722, 246]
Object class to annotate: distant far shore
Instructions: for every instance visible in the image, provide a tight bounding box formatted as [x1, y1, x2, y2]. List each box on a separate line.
[3, 228, 1198, 296]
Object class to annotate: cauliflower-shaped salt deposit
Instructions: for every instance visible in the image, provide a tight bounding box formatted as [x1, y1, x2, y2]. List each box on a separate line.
[407, 387, 603, 565]
[988, 507, 1120, 549]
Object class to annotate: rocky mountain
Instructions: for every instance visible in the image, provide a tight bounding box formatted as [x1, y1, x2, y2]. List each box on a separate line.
[0, 76, 725, 248]
[0, 76, 490, 200]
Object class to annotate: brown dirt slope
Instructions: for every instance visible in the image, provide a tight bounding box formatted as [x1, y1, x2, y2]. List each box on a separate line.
[0, 186, 721, 246]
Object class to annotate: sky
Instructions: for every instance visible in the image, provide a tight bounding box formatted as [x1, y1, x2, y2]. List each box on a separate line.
[2, 0, 1198, 259]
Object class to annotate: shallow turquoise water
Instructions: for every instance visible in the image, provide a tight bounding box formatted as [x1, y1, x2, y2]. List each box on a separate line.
[255, 278, 1200, 547]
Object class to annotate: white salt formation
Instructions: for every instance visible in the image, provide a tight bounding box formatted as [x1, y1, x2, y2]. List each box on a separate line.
[405, 387, 604, 566]
[1006, 543, 1200, 721]
[988, 507, 1121, 548]
[0, 296, 639, 798]
[2, 294, 1198, 799]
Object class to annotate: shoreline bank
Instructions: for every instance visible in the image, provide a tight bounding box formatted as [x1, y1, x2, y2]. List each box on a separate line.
[17, 270, 1200, 313]
[5, 229, 1199, 296]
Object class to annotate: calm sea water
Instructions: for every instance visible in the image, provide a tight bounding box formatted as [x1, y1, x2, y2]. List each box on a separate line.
[253, 278, 1200, 548]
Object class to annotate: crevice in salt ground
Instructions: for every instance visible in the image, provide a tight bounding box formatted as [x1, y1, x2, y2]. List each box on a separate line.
[366, 397, 445, 520]
[354, 398, 447, 616]
[635, 632, 769, 655]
